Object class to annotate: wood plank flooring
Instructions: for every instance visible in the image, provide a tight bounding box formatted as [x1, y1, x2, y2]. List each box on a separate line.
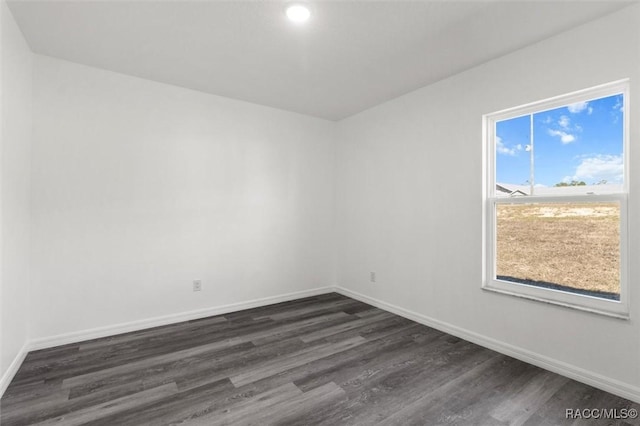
[2, 293, 638, 425]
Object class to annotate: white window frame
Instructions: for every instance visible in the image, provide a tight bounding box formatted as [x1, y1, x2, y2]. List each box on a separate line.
[482, 80, 630, 319]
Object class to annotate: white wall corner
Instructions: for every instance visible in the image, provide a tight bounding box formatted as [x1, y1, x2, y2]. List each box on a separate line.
[0, 341, 29, 398]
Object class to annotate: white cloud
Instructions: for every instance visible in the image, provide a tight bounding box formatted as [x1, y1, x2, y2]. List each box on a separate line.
[567, 101, 589, 114]
[558, 115, 570, 129]
[547, 115, 582, 143]
[588, 107, 593, 115]
[613, 97, 623, 112]
[570, 155, 623, 184]
[496, 136, 518, 156]
[548, 129, 576, 144]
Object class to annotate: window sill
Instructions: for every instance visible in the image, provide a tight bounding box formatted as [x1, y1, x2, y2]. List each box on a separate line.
[482, 286, 630, 320]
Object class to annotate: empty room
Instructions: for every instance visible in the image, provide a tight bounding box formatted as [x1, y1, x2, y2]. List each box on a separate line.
[1, 0, 640, 424]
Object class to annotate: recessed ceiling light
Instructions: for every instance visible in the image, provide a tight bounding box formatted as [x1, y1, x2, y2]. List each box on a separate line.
[286, 3, 311, 24]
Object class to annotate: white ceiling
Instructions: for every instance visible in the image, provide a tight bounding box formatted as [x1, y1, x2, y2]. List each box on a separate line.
[7, 0, 635, 121]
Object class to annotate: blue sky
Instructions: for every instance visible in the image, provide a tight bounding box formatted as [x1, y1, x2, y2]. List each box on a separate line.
[496, 94, 624, 187]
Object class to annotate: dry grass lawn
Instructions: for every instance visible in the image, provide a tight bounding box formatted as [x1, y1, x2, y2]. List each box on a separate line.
[496, 202, 620, 297]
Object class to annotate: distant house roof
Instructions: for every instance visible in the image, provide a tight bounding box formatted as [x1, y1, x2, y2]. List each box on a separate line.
[496, 183, 529, 197]
[495, 183, 622, 197]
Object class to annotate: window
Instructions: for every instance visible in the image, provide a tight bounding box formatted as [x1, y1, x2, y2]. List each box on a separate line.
[483, 80, 629, 318]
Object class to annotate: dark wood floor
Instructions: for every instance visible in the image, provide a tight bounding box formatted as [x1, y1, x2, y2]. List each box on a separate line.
[2, 293, 638, 425]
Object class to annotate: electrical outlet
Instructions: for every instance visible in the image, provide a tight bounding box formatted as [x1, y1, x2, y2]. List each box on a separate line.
[193, 280, 202, 292]
[370, 272, 376, 283]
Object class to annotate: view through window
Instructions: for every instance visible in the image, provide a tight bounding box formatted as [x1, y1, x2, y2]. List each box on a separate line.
[485, 81, 628, 316]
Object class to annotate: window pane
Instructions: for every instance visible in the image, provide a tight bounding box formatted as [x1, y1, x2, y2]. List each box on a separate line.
[496, 94, 624, 197]
[496, 202, 620, 300]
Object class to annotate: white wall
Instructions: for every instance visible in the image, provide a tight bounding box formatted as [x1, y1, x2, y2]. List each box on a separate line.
[336, 5, 640, 398]
[30, 55, 336, 340]
[0, 0, 32, 381]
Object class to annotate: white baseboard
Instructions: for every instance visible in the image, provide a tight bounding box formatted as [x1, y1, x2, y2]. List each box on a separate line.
[1, 286, 334, 398]
[0, 341, 30, 398]
[334, 285, 640, 405]
[29, 286, 335, 351]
